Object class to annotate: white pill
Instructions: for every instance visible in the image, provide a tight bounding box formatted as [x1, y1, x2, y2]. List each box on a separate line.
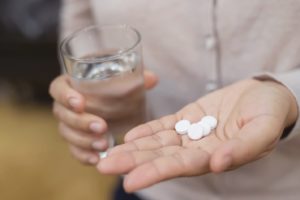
[200, 116, 218, 129]
[198, 121, 211, 136]
[187, 123, 204, 140]
[175, 120, 191, 135]
[99, 152, 108, 159]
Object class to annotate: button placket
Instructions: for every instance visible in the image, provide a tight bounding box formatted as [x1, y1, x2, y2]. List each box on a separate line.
[204, 0, 222, 92]
[205, 35, 217, 50]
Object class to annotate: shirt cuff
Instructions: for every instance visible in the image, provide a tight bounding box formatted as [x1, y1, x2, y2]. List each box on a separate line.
[253, 71, 300, 141]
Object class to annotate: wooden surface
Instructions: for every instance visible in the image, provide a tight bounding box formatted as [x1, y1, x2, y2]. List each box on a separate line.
[0, 101, 116, 200]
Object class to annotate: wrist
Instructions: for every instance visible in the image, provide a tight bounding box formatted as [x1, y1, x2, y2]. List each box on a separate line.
[258, 79, 298, 127]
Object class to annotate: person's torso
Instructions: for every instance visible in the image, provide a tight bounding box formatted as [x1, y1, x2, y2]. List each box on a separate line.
[90, 0, 300, 199]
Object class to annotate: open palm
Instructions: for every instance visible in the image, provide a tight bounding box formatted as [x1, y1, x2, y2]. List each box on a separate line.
[97, 79, 297, 192]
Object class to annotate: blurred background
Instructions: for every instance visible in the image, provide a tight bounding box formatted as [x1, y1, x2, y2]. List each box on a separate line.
[0, 0, 116, 199]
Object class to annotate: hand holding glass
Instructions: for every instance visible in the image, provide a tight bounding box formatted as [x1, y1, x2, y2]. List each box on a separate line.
[59, 25, 146, 158]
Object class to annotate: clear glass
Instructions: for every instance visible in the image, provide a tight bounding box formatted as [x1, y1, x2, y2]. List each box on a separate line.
[59, 25, 146, 158]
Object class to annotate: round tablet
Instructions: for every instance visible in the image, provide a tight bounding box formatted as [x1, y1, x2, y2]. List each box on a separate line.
[200, 116, 218, 129]
[99, 152, 108, 159]
[198, 121, 211, 136]
[175, 120, 191, 135]
[187, 123, 204, 140]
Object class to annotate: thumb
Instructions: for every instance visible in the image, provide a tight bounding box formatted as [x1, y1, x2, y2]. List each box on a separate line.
[210, 116, 282, 173]
[143, 70, 158, 90]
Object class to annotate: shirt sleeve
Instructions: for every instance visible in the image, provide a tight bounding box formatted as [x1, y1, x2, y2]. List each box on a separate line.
[253, 69, 300, 141]
[59, 0, 94, 41]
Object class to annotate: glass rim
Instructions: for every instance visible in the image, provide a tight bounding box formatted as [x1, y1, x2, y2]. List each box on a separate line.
[60, 24, 141, 63]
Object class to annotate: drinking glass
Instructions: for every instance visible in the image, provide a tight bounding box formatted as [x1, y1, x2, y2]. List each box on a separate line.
[59, 25, 146, 158]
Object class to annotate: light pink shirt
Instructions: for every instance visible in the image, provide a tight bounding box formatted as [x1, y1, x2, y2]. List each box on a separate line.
[60, 0, 300, 199]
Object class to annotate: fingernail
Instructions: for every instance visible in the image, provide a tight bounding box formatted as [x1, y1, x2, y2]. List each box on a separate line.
[69, 97, 80, 108]
[88, 156, 99, 165]
[90, 122, 102, 133]
[124, 178, 134, 193]
[92, 140, 107, 150]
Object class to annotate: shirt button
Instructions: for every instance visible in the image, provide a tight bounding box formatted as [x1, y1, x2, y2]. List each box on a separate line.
[204, 36, 217, 50]
[205, 81, 218, 92]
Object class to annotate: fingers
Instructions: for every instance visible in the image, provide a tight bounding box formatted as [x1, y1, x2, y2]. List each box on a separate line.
[98, 146, 207, 175]
[124, 115, 179, 142]
[49, 74, 85, 112]
[59, 123, 108, 151]
[109, 130, 181, 155]
[176, 102, 207, 123]
[143, 70, 158, 90]
[210, 115, 282, 173]
[125, 101, 206, 142]
[122, 148, 210, 192]
[97, 148, 168, 174]
[53, 102, 107, 134]
[68, 144, 100, 165]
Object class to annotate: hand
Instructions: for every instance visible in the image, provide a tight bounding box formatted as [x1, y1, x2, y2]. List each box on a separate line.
[49, 70, 158, 165]
[97, 79, 298, 192]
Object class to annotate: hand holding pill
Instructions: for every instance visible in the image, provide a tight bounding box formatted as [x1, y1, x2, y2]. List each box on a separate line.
[97, 79, 298, 193]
